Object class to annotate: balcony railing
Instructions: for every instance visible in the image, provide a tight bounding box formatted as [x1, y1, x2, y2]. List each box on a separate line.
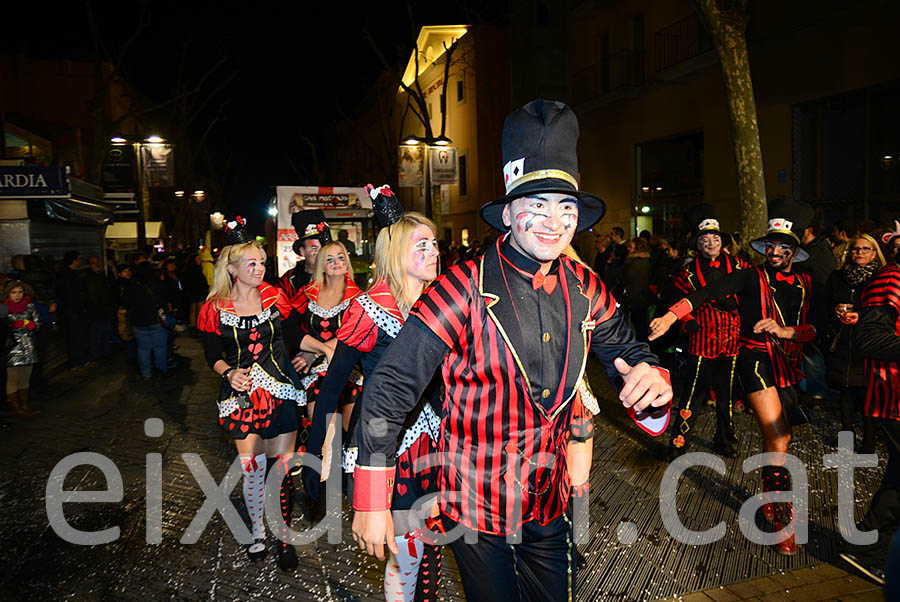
[654, 14, 713, 73]
[570, 49, 643, 106]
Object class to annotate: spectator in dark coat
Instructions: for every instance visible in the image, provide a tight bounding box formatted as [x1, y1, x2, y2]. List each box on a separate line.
[799, 210, 837, 332]
[180, 253, 208, 331]
[621, 237, 653, 341]
[824, 234, 884, 451]
[122, 263, 168, 379]
[84, 256, 115, 359]
[593, 226, 624, 278]
[56, 251, 89, 369]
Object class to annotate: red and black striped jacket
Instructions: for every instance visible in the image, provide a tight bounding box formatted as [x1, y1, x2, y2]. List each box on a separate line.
[277, 265, 311, 302]
[354, 238, 669, 535]
[674, 254, 749, 358]
[859, 264, 900, 421]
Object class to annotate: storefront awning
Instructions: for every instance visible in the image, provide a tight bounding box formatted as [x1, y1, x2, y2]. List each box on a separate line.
[106, 221, 165, 240]
[43, 197, 114, 226]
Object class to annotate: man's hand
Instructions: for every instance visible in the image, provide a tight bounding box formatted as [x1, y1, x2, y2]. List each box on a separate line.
[753, 318, 792, 339]
[648, 312, 677, 341]
[839, 311, 859, 325]
[291, 351, 316, 374]
[614, 358, 672, 411]
[352, 509, 397, 561]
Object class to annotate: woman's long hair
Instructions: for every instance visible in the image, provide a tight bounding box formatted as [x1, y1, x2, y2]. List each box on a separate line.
[371, 212, 437, 315]
[207, 242, 266, 303]
[312, 241, 354, 289]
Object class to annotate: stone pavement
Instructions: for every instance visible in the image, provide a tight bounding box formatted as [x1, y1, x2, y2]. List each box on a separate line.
[0, 334, 889, 601]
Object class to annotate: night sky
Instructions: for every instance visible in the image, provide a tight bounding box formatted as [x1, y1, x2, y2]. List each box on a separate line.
[3, 0, 507, 233]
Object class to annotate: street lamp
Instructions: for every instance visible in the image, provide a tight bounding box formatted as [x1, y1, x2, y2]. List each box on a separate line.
[400, 133, 452, 222]
[111, 134, 168, 249]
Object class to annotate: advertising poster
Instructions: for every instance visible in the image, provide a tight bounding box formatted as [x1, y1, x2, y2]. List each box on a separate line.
[398, 145, 424, 188]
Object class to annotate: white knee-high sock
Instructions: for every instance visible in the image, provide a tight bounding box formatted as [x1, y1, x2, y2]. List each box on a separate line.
[240, 453, 267, 542]
[384, 534, 423, 602]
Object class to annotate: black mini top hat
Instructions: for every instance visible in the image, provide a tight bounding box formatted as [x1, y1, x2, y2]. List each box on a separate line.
[291, 209, 332, 255]
[365, 183, 404, 229]
[480, 99, 606, 233]
[749, 199, 814, 263]
[686, 203, 731, 250]
[223, 216, 250, 246]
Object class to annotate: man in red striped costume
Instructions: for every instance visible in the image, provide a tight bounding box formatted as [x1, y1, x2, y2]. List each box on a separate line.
[669, 204, 750, 459]
[278, 210, 329, 301]
[840, 226, 900, 585]
[351, 100, 673, 601]
[651, 199, 818, 556]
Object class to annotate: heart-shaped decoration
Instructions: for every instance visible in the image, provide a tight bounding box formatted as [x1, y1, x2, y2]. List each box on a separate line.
[396, 483, 407, 496]
[249, 331, 260, 341]
[240, 424, 250, 433]
[680, 409, 692, 420]
[421, 478, 429, 490]
[319, 319, 330, 328]
[262, 420, 270, 428]
[320, 331, 333, 340]
[254, 422, 259, 429]
[229, 423, 235, 430]
[249, 342, 263, 355]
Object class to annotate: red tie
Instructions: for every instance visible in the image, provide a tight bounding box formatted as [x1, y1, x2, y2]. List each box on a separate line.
[709, 260, 720, 269]
[532, 271, 558, 294]
[775, 272, 794, 285]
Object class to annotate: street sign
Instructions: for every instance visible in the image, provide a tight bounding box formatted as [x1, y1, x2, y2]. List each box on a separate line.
[430, 146, 458, 185]
[0, 166, 69, 198]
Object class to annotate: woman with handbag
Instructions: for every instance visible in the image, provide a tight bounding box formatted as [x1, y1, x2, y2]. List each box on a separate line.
[197, 217, 306, 571]
[122, 263, 170, 379]
[824, 233, 884, 451]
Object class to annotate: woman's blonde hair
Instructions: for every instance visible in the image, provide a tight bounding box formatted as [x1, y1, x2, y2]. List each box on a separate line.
[371, 212, 437, 315]
[845, 233, 885, 269]
[207, 242, 266, 303]
[312, 241, 354, 289]
[3, 279, 33, 301]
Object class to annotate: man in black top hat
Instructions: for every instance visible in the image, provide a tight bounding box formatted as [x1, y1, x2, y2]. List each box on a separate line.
[668, 204, 750, 459]
[650, 198, 817, 556]
[278, 210, 332, 301]
[351, 99, 672, 601]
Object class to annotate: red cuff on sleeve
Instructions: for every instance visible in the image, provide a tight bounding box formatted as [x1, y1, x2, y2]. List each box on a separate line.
[11, 320, 25, 329]
[669, 298, 693, 320]
[571, 482, 590, 499]
[352, 466, 396, 512]
[792, 324, 816, 343]
[25, 321, 37, 331]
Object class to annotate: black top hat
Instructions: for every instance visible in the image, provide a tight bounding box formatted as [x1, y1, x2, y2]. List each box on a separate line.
[749, 199, 814, 262]
[365, 183, 404, 229]
[291, 210, 332, 254]
[223, 216, 251, 246]
[480, 99, 606, 233]
[686, 203, 731, 250]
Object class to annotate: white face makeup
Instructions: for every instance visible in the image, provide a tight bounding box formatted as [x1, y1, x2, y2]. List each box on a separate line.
[406, 225, 439, 283]
[324, 249, 348, 277]
[230, 247, 266, 287]
[697, 233, 722, 260]
[501, 193, 578, 264]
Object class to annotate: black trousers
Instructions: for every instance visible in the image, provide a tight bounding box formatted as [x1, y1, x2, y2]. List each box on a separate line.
[671, 353, 736, 448]
[442, 513, 575, 602]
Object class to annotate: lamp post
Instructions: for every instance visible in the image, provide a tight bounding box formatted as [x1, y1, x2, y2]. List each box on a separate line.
[111, 134, 168, 250]
[401, 134, 452, 224]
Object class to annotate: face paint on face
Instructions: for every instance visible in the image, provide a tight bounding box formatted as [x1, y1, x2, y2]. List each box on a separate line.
[502, 194, 579, 265]
[406, 225, 439, 282]
[233, 248, 265, 286]
[764, 241, 796, 271]
[324, 251, 347, 276]
[697, 233, 722, 260]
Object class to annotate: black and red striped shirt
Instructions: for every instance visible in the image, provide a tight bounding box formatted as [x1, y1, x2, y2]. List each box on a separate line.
[674, 253, 749, 358]
[277, 264, 312, 302]
[355, 237, 667, 535]
[858, 264, 900, 421]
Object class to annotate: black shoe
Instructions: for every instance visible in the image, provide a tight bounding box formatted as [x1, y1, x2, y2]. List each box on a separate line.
[575, 548, 587, 570]
[839, 552, 886, 585]
[712, 440, 737, 458]
[246, 538, 266, 562]
[274, 541, 298, 571]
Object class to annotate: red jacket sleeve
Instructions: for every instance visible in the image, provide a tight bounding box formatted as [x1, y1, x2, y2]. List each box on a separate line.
[409, 263, 474, 349]
[337, 299, 379, 352]
[197, 301, 221, 335]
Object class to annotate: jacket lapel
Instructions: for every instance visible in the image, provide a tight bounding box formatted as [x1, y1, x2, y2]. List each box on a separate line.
[480, 238, 532, 393]
[554, 259, 590, 417]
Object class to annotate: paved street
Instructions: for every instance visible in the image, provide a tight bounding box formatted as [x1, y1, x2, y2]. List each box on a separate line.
[0, 334, 888, 601]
